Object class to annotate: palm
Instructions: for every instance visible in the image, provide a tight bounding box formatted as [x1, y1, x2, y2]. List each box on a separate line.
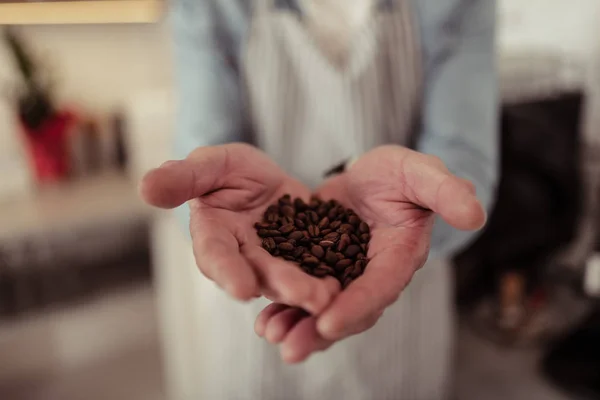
[141, 144, 339, 313]
[255, 146, 486, 363]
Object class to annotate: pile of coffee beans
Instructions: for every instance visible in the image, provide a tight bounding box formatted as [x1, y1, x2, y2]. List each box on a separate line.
[255, 194, 371, 288]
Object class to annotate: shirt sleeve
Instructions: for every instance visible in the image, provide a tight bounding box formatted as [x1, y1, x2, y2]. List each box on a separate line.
[170, 0, 248, 160]
[415, 0, 499, 257]
[170, 0, 249, 235]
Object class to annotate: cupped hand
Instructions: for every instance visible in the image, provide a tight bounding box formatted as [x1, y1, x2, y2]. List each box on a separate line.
[255, 145, 487, 363]
[140, 143, 339, 314]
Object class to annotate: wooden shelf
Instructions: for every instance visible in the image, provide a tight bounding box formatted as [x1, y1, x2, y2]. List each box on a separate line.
[0, 0, 163, 25]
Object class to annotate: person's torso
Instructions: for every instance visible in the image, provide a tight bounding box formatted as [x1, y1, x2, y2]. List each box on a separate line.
[242, 0, 423, 187]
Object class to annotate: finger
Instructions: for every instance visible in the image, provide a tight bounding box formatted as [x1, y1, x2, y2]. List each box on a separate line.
[192, 218, 259, 301]
[281, 317, 333, 364]
[245, 246, 340, 315]
[139, 147, 231, 209]
[402, 153, 486, 230]
[265, 308, 308, 344]
[255, 304, 289, 337]
[317, 234, 427, 340]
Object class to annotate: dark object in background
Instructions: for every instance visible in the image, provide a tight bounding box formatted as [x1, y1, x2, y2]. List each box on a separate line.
[0, 219, 151, 319]
[81, 119, 102, 174]
[454, 93, 583, 308]
[542, 307, 600, 400]
[256, 195, 370, 288]
[3, 27, 55, 131]
[113, 111, 129, 171]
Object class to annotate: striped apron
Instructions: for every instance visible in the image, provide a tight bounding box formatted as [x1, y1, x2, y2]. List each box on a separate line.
[193, 1, 454, 398]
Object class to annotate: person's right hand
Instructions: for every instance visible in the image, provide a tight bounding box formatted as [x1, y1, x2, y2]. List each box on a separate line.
[140, 143, 340, 314]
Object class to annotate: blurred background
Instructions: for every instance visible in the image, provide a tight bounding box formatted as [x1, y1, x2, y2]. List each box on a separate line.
[0, 0, 599, 399]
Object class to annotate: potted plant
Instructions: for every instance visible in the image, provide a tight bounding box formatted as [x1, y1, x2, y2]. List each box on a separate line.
[3, 27, 77, 184]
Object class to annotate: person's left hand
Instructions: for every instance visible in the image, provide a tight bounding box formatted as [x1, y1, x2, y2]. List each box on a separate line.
[254, 145, 487, 363]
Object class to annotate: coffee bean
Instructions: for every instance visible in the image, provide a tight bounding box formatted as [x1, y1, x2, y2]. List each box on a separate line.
[351, 234, 361, 245]
[274, 237, 287, 244]
[328, 208, 338, 221]
[339, 224, 355, 234]
[361, 243, 367, 253]
[335, 259, 353, 271]
[295, 219, 306, 229]
[342, 266, 353, 281]
[267, 230, 281, 237]
[312, 268, 328, 277]
[297, 212, 307, 220]
[319, 240, 335, 248]
[317, 206, 329, 218]
[287, 231, 303, 241]
[360, 233, 370, 242]
[357, 253, 366, 260]
[318, 217, 330, 229]
[320, 229, 333, 236]
[313, 265, 335, 277]
[325, 251, 338, 265]
[355, 259, 367, 272]
[343, 278, 353, 289]
[348, 215, 360, 227]
[281, 206, 295, 218]
[257, 229, 269, 238]
[308, 225, 320, 237]
[282, 216, 294, 225]
[324, 232, 340, 242]
[294, 198, 308, 211]
[308, 211, 320, 224]
[283, 255, 296, 261]
[336, 252, 346, 260]
[309, 198, 321, 209]
[292, 247, 305, 258]
[359, 222, 370, 234]
[279, 224, 296, 235]
[344, 245, 362, 258]
[255, 222, 271, 230]
[279, 194, 292, 206]
[262, 238, 276, 253]
[311, 245, 325, 259]
[330, 220, 342, 230]
[265, 205, 279, 216]
[302, 256, 320, 267]
[278, 242, 294, 252]
[337, 234, 351, 252]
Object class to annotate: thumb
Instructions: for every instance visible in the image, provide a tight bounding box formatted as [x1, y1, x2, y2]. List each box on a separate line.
[404, 153, 486, 231]
[139, 147, 227, 209]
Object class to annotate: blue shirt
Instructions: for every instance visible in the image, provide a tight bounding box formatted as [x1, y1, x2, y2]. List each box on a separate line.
[170, 0, 498, 257]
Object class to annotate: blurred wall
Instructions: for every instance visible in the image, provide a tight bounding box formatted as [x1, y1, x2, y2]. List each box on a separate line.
[0, 21, 173, 198]
[0, 22, 172, 113]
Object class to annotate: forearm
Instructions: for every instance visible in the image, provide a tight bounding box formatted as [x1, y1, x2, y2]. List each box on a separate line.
[170, 0, 248, 235]
[171, 0, 248, 160]
[417, 0, 499, 257]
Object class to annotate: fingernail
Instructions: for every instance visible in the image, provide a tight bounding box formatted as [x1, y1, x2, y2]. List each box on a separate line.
[317, 316, 346, 340]
[281, 346, 301, 364]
